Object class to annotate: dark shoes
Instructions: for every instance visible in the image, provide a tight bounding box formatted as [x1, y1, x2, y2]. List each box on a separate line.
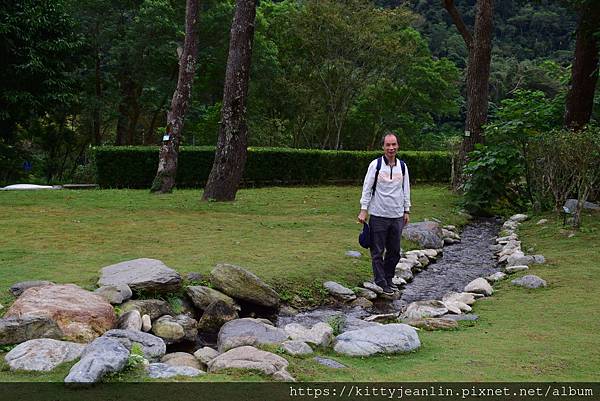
[381, 287, 395, 296]
[389, 283, 400, 292]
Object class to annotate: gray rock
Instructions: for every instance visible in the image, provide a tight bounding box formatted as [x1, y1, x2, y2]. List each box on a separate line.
[98, 258, 182, 293]
[509, 214, 529, 222]
[173, 314, 198, 342]
[511, 275, 547, 289]
[333, 324, 421, 356]
[193, 347, 219, 367]
[402, 300, 449, 320]
[120, 299, 173, 320]
[486, 272, 507, 282]
[350, 297, 374, 309]
[210, 264, 280, 308]
[564, 199, 600, 212]
[152, 316, 186, 343]
[117, 310, 142, 331]
[281, 340, 313, 356]
[197, 300, 239, 334]
[217, 318, 288, 353]
[0, 316, 63, 345]
[186, 286, 239, 311]
[284, 322, 333, 347]
[464, 278, 493, 296]
[208, 345, 293, 381]
[141, 315, 152, 332]
[323, 281, 356, 302]
[342, 317, 382, 333]
[536, 219, 548, 225]
[505, 265, 529, 274]
[64, 337, 130, 383]
[313, 356, 346, 368]
[441, 292, 478, 306]
[441, 314, 479, 321]
[147, 363, 204, 379]
[94, 284, 132, 305]
[507, 253, 535, 267]
[161, 352, 201, 370]
[102, 329, 166, 362]
[5, 339, 84, 371]
[9, 281, 54, 297]
[533, 255, 546, 264]
[345, 250, 362, 258]
[362, 282, 383, 294]
[354, 287, 377, 300]
[402, 221, 444, 249]
[404, 318, 458, 331]
[395, 263, 414, 282]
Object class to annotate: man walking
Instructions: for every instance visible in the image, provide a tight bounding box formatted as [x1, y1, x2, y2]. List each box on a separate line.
[358, 132, 411, 296]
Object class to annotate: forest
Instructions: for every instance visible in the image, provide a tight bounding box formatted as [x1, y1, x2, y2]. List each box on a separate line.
[0, 0, 595, 189]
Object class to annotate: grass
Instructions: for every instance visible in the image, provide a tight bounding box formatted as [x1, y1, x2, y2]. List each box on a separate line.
[0, 185, 598, 382]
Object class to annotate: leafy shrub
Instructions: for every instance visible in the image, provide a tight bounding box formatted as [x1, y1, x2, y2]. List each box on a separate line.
[93, 146, 451, 188]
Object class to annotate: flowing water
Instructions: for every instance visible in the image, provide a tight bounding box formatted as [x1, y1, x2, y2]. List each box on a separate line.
[276, 218, 502, 327]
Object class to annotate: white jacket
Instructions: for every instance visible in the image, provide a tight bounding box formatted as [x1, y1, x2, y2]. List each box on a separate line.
[360, 156, 411, 218]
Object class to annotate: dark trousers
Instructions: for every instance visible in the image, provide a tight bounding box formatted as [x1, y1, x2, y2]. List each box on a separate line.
[369, 215, 404, 288]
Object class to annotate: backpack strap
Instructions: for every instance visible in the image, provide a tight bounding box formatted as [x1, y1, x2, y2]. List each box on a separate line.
[400, 159, 405, 191]
[371, 157, 382, 195]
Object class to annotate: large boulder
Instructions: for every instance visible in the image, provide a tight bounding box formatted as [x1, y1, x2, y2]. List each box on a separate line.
[402, 221, 444, 249]
[0, 316, 63, 345]
[186, 286, 239, 310]
[64, 337, 130, 383]
[9, 281, 54, 297]
[4, 284, 116, 343]
[333, 324, 421, 356]
[210, 264, 280, 308]
[197, 300, 239, 334]
[102, 329, 166, 362]
[97, 258, 182, 293]
[217, 318, 288, 353]
[283, 322, 334, 347]
[4, 339, 85, 371]
[207, 345, 294, 381]
[151, 316, 186, 344]
[120, 299, 173, 320]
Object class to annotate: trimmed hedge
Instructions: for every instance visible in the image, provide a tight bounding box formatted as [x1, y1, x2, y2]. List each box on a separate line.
[93, 146, 450, 188]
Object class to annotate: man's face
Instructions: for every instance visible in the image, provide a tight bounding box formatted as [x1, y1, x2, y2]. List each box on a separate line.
[382, 134, 398, 160]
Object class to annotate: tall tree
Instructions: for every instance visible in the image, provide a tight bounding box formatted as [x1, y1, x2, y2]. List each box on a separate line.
[564, 0, 600, 130]
[443, 0, 494, 189]
[202, 0, 258, 201]
[151, 0, 199, 193]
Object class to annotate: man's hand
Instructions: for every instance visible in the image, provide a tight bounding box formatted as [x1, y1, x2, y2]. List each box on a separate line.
[403, 212, 410, 225]
[358, 209, 368, 224]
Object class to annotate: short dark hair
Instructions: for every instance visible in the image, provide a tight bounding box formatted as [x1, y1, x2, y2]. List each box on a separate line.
[381, 131, 398, 146]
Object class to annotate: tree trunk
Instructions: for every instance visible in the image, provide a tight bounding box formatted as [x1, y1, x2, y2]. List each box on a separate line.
[564, 3, 600, 131]
[150, 0, 199, 193]
[444, 0, 494, 190]
[202, 0, 258, 201]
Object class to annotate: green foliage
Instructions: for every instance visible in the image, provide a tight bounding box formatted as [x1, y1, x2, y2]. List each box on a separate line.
[93, 146, 451, 188]
[462, 90, 564, 215]
[327, 315, 345, 337]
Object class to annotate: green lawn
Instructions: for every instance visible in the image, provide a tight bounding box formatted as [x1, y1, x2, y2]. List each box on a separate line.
[0, 185, 598, 382]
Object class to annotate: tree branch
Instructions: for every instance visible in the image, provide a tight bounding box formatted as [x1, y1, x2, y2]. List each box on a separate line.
[442, 0, 473, 48]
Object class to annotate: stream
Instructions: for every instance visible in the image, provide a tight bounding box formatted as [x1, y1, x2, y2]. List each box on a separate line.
[276, 218, 502, 328]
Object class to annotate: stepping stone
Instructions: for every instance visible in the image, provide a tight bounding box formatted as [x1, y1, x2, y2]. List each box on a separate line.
[511, 275, 547, 289]
[313, 356, 346, 369]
